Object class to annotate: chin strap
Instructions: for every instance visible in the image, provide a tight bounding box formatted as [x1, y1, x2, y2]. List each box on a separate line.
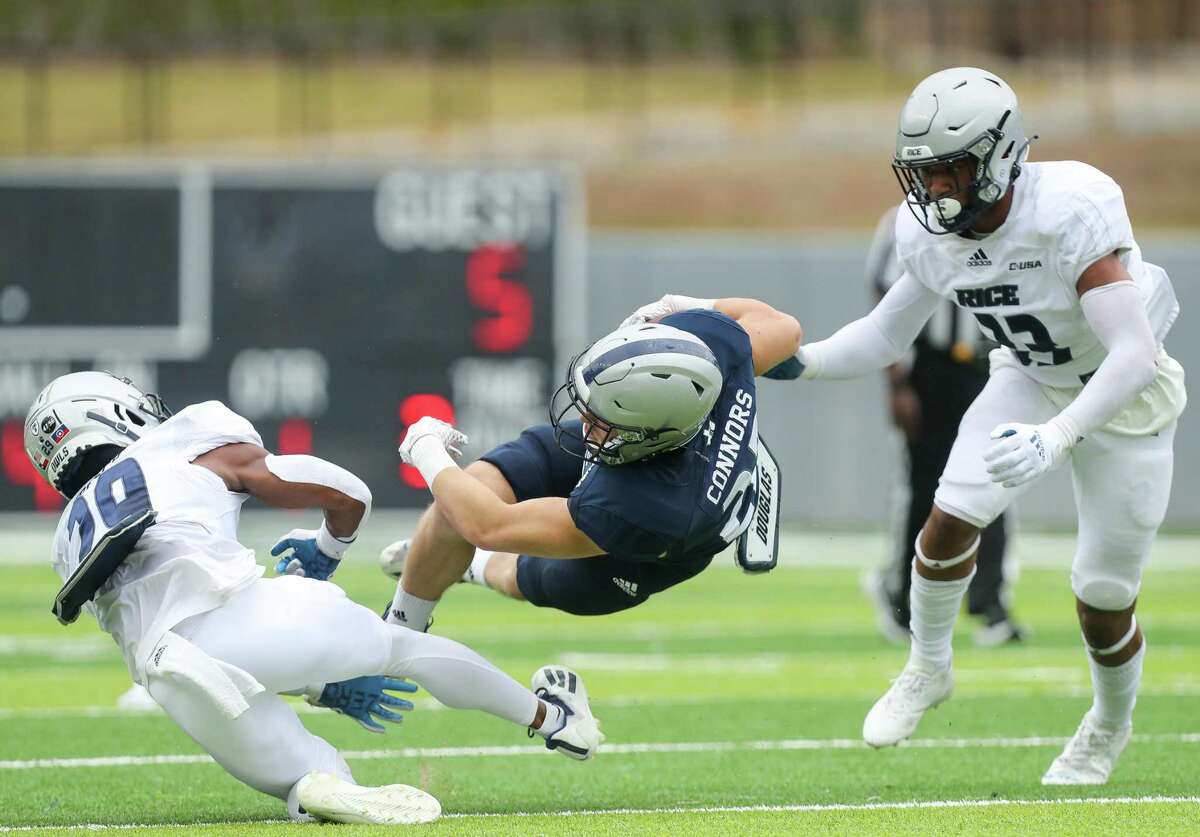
[85, 410, 142, 442]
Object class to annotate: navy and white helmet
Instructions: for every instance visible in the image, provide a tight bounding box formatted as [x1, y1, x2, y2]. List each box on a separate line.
[24, 371, 171, 496]
[892, 67, 1031, 234]
[551, 323, 722, 465]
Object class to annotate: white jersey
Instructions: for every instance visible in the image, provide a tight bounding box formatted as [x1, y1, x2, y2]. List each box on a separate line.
[894, 161, 1180, 389]
[50, 401, 265, 682]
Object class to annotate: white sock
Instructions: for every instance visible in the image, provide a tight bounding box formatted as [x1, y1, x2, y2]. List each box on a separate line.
[531, 701, 566, 738]
[465, 549, 493, 588]
[1088, 640, 1144, 731]
[386, 588, 437, 631]
[391, 630, 543, 728]
[908, 563, 974, 672]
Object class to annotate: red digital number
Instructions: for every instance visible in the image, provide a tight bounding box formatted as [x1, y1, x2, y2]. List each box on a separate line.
[277, 418, 314, 455]
[397, 394, 456, 489]
[2, 421, 64, 511]
[466, 244, 532, 353]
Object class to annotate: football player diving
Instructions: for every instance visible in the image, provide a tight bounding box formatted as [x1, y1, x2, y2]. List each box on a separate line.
[363, 298, 799, 629]
[25, 372, 601, 826]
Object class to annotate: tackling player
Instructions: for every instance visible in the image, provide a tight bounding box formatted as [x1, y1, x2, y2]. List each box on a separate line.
[25, 372, 601, 826]
[772, 67, 1184, 784]
[368, 299, 799, 629]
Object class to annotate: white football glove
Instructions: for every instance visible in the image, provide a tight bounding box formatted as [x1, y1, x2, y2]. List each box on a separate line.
[983, 422, 1072, 488]
[619, 294, 715, 329]
[398, 416, 468, 465]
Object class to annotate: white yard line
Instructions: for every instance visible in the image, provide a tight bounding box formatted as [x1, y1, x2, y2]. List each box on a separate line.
[2, 732, 1199, 770]
[3, 521, 1199, 569]
[0, 796, 1197, 831]
[6, 682, 1200, 719]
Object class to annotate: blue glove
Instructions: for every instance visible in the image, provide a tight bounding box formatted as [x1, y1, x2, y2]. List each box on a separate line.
[763, 355, 804, 380]
[270, 526, 347, 581]
[311, 675, 418, 734]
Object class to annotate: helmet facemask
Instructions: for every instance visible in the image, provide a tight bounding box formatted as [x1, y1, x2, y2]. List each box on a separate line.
[549, 352, 666, 467]
[893, 128, 1010, 235]
[549, 323, 721, 467]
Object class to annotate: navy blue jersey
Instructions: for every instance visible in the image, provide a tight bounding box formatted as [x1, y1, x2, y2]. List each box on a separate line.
[567, 309, 759, 563]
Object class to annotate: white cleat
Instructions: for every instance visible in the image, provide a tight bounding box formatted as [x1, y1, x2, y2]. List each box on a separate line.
[295, 771, 441, 825]
[532, 665, 604, 761]
[863, 663, 953, 748]
[1041, 711, 1131, 785]
[116, 683, 159, 712]
[379, 538, 411, 579]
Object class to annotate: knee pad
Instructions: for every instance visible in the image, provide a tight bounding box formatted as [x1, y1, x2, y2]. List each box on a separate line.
[1072, 572, 1138, 612]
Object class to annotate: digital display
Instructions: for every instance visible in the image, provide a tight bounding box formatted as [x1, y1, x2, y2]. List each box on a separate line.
[0, 164, 583, 511]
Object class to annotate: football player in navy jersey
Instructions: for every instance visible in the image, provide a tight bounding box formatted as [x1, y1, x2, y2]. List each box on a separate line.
[380, 295, 801, 629]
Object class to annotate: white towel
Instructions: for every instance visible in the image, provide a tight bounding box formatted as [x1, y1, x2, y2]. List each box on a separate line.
[144, 630, 265, 720]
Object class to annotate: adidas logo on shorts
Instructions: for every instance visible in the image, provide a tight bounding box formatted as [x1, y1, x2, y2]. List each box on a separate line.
[966, 248, 992, 267]
[612, 577, 639, 597]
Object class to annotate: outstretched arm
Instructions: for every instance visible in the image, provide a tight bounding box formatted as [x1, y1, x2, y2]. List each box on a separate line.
[398, 418, 603, 558]
[194, 443, 372, 577]
[790, 272, 941, 380]
[621, 294, 802, 376]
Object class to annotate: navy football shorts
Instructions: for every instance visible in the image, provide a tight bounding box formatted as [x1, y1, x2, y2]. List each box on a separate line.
[481, 422, 713, 615]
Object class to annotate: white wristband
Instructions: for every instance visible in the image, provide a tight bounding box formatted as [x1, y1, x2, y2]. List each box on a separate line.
[410, 435, 460, 486]
[316, 521, 354, 560]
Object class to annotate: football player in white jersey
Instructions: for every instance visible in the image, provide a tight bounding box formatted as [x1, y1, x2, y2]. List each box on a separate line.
[25, 372, 602, 825]
[770, 67, 1185, 784]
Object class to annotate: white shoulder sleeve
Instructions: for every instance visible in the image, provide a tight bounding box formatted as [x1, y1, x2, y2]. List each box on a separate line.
[178, 401, 263, 461]
[801, 272, 942, 380]
[1047, 281, 1158, 444]
[1056, 175, 1135, 286]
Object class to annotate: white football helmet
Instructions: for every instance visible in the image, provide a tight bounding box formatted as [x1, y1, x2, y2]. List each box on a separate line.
[24, 371, 171, 496]
[892, 67, 1031, 234]
[551, 323, 722, 465]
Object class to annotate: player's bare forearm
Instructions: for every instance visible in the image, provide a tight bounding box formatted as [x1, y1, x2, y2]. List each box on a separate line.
[429, 468, 602, 558]
[193, 443, 367, 538]
[712, 298, 803, 375]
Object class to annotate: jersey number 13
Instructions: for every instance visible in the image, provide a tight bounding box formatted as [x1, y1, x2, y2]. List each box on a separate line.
[973, 313, 1073, 367]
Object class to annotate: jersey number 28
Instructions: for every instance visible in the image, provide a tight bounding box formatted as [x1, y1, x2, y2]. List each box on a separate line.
[55, 459, 157, 624]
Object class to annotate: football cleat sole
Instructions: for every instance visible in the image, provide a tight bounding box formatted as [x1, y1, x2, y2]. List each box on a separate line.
[295, 771, 441, 825]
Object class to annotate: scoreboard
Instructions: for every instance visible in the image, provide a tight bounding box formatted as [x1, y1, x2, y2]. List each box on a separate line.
[0, 163, 585, 511]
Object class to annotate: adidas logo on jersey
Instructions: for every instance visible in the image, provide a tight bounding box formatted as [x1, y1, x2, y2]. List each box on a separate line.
[612, 577, 639, 597]
[966, 248, 992, 267]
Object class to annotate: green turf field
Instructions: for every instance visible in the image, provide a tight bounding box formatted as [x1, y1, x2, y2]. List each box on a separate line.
[1, 517, 1197, 835]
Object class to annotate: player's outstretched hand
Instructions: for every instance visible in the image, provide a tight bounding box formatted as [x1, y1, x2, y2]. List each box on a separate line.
[309, 675, 417, 734]
[271, 527, 347, 580]
[983, 422, 1071, 488]
[619, 293, 713, 329]
[399, 416, 468, 464]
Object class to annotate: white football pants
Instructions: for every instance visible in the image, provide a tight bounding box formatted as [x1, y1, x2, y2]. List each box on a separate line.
[934, 362, 1176, 610]
[147, 575, 539, 813]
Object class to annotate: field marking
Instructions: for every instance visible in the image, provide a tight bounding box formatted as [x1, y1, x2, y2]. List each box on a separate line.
[3, 732, 1200, 771]
[3, 524, 1200, 569]
[0, 796, 1198, 832]
[6, 680, 1200, 721]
